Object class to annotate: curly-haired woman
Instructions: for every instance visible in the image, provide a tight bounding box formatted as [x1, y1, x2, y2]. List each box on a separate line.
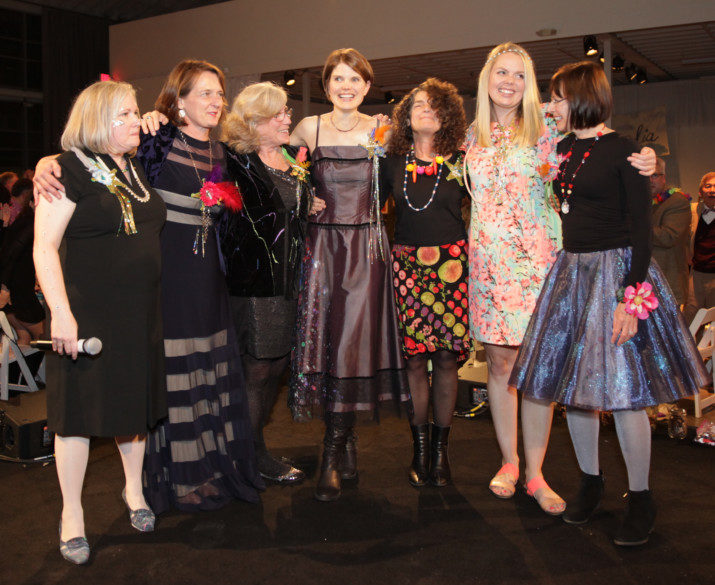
[382, 78, 468, 486]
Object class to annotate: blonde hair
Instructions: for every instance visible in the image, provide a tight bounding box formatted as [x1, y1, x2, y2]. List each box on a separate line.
[60, 80, 136, 153]
[472, 42, 543, 149]
[221, 82, 287, 153]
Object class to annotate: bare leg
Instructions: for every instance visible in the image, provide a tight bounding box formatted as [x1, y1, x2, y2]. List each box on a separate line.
[484, 343, 519, 496]
[116, 434, 150, 510]
[55, 434, 90, 540]
[406, 354, 430, 425]
[7, 314, 43, 344]
[522, 395, 565, 513]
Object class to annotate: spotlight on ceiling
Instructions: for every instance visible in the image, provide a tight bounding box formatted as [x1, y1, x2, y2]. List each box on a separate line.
[284, 71, 296, 86]
[384, 91, 396, 104]
[636, 68, 648, 84]
[583, 35, 599, 57]
[625, 64, 638, 82]
[598, 51, 605, 64]
[612, 53, 625, 72]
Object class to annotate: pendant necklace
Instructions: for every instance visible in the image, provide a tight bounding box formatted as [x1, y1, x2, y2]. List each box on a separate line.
[557, 127, 603, 214]
[178, 128, 213, 189]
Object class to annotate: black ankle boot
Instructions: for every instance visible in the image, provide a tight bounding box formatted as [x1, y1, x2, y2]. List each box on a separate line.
[408, 424, 430, 487]
[340, 429, 358, 480]
[315, 423, 350, 502]
[429, 424, 451, 487]
[614, 489, 657, 546]
[563, 471, 604, 525]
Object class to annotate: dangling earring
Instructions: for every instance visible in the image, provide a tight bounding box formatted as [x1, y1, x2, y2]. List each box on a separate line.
[178, 108, 186, 119]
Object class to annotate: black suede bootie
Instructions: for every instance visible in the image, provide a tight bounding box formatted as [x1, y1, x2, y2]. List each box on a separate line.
[315, 422, 351, 502]
[562, 471, 604, 525]
[613, 489, 657, 546]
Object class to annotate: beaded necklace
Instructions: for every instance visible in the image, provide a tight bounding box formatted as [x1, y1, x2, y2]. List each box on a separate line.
[402, 147, 444, 212]
[177, 128, 213, 190]
[556, 129, 603, 214]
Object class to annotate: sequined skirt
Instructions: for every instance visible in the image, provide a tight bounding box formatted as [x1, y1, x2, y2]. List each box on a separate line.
[509, 248, 708, 411]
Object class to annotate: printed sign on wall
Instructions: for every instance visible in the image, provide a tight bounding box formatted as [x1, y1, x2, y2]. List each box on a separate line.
[613, 106, 669, 155]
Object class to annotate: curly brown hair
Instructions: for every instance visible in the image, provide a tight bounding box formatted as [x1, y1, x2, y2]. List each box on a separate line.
[388, 78, 466, 156]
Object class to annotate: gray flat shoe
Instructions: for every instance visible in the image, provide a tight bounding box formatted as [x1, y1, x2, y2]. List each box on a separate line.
[121, 489, 156, 532]
[59, 521, 89, 565]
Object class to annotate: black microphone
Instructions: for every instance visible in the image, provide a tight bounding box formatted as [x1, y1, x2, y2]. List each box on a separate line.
[30, 337, 103, 356]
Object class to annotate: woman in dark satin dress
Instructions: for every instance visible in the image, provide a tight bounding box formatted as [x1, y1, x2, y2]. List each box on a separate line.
[290, 48, 410, 502]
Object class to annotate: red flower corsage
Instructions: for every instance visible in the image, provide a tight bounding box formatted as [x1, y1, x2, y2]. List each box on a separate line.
[195, 181, 243, 211]
[622, 282, 659, 319]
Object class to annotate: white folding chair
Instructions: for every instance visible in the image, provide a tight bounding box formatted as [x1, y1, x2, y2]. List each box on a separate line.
[688, 307, 715, 418]
[0, 310, 41, 401]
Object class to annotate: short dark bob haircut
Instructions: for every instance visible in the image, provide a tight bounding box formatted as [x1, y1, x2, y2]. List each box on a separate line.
[550, 61, 612, 131]
[322, 48, 374, 93]
[389, 78, 467, 156]
[155, 59, 226, 126]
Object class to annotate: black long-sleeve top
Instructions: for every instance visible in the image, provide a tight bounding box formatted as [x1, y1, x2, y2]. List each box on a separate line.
[381, 152, 467, 247]
[557, 132, 652, 287]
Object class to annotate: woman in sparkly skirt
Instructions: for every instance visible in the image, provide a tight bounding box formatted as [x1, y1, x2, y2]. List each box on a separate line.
[509, 61, 707, 546]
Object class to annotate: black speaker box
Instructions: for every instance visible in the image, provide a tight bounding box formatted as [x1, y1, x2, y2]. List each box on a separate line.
[0, 390, 54, 460]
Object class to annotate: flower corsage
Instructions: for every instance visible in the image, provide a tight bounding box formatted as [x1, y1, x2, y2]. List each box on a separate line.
[360, 125, 389, 261]
[617, 282, 659, 319]
[281, 146, 311, 215]
[190, 166, 243, 256]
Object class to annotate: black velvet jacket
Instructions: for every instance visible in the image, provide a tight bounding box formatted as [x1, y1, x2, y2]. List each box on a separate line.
[218, 146, 311, 299]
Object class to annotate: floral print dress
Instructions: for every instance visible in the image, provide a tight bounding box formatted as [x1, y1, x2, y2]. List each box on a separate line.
[465, 118, 562, 346]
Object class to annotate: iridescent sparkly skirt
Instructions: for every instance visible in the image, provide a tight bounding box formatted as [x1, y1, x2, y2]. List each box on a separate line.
[509, 248, 708, 411]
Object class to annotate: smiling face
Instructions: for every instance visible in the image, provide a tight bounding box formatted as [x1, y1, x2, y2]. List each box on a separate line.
[409, 90, 442, 139]
[178, 71, 225, 133]
[108, 93, 141, 155]
[488, 52, 526, 123]
[547, 91, 570, 133]
[255, 106, 292, 149]
[326, 62, 370, 111]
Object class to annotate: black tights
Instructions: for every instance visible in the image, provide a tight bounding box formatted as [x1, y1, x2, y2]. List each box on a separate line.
[406, 350, 459, 428]
[241, 353, 290, 453]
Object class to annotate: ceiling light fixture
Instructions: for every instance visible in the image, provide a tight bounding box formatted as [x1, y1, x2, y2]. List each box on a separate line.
[284, 71, 296, 86]
[583, 35, 599, 57]
[612, 54, 625, 72]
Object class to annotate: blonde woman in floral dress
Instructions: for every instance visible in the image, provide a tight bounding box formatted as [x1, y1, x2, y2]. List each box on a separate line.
[464, 42, 655, 515]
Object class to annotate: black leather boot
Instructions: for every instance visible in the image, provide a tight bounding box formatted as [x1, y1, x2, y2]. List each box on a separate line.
[340, 429, 358, 480]
[408, 424, 430, 487]
[315, 422, 350, 502]
[429, 424, 451, 487]
[613, 489, 657, 546]
[563, 471, 604, 525]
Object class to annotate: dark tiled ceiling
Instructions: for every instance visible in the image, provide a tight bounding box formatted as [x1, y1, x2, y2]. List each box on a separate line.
[262, 22, 715, 104]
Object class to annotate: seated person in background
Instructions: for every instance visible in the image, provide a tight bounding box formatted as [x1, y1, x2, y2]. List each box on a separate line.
[650, 157, 691, 306]
[691, 172, 715, 314]
[0, 179, 44, 344]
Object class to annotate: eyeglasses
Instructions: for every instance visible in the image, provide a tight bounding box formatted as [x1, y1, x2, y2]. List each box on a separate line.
[273, 107, 293, 121]
[650, 173, 665, 178]
[549, 96, 567, 105]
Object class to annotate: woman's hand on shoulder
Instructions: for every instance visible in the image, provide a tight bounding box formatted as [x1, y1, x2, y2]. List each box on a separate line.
[627, 146, 656, 176]
[33, 154, 64, 204]
[611, 302, 638, 346]
[309, 196, 326, 215]
[50, 307, 79, 359]
[140, 110, 169, 136]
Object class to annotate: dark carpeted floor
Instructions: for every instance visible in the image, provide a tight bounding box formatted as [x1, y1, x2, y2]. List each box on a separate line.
[1, 390, 713, 585]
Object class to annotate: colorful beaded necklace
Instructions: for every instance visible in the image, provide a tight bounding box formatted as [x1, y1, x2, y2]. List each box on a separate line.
[556, 128, 603, 214]
[402, 147, 444, 212]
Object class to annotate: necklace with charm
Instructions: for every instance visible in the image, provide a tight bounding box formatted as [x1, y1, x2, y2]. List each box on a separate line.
[556, 129, 603, 214]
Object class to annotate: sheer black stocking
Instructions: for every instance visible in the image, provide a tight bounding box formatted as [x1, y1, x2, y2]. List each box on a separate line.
[406, 350, 459, 427]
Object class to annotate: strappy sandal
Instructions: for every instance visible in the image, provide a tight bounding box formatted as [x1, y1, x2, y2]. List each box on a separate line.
[489, 462, 519, 499]
[525, 475, 566, 516]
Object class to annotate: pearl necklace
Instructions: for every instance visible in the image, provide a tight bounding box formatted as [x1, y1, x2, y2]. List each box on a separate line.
[557, 129, 603, 214]
[402, 147, 444, 212]
[95, 156, 151, 203]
